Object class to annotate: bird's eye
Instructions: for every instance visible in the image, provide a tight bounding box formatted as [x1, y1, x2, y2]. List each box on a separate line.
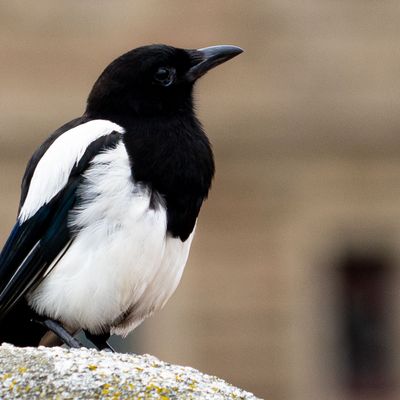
[153, 67, 176, 87]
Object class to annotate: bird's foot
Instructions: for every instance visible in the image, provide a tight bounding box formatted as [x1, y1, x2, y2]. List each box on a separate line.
[84, 330, 115, 352]
[39, 319, 82, 349]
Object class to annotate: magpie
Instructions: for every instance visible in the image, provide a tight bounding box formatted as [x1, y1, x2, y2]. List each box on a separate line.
[0, 44, 242, 350]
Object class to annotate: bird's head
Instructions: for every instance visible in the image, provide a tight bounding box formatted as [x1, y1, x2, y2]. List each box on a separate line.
[86, 44, 243, 120]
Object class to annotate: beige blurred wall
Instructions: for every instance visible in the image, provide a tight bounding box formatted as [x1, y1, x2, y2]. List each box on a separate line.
[2, 2, 400, 399]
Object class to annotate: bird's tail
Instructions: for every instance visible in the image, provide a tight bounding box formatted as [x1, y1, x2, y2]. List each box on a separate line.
[0, 300, 47, 347]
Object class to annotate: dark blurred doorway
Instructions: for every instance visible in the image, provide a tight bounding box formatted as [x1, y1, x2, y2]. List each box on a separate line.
[337, 250, 395, 398]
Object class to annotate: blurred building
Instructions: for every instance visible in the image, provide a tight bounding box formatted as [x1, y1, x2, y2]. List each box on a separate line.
[1, 2, 400, 399]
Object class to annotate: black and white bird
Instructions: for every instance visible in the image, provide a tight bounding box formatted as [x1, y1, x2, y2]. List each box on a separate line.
[0, 44, 242, 350]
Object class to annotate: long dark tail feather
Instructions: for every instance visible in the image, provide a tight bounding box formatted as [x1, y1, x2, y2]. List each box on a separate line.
[0, 300, 47, 347]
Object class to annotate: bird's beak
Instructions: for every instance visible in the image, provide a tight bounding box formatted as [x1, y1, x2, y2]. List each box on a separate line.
[186, 45, 243, 82]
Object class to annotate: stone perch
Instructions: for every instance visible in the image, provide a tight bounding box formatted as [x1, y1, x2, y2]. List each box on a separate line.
[0, 344, 261, 399]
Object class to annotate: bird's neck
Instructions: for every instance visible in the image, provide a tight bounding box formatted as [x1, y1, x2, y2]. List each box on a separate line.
[121, 112, 213, 190]
[84, 109, 214, 240]
[121, 112, 215, 240]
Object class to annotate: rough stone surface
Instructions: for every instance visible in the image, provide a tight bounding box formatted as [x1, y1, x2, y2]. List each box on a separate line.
[0, 344, 261, 399]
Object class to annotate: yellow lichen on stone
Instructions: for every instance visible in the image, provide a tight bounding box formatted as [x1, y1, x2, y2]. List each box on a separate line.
[0, 344, 260, 400]
[101, 382, 112, 396]
[146, 383, 158, 392]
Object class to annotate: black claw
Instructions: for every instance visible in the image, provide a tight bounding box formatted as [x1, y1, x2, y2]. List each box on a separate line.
[84, 330, 115, 352]
[102, 343, 116, 353]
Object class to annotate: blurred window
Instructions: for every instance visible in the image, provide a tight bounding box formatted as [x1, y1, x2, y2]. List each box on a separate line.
[338, 251, 394, 394]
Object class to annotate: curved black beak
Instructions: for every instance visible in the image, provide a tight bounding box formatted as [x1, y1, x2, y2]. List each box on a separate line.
[186, 45, 243, 82]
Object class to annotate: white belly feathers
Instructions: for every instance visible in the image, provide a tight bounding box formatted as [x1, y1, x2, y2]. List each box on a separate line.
[27, 142, 193, 336]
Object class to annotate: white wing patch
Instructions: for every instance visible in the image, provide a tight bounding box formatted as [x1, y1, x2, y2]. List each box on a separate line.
[19, 119, 125, 223]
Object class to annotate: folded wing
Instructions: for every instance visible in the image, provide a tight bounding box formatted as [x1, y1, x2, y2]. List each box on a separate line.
[0, 119, 124, 318]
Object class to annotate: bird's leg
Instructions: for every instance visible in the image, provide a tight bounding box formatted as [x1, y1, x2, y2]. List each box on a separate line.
[39, 330, 64, 347]
[40, 319, 82, 349]
[84, 330, 115, 352]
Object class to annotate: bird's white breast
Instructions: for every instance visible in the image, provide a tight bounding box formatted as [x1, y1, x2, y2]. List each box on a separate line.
[27, 142, 193, 336]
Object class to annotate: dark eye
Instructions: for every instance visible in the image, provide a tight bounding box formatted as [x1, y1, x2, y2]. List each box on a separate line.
[154, 67, 176, 87]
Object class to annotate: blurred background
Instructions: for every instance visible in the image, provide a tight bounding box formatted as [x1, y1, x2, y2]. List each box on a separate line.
[1, 1, 400, 399]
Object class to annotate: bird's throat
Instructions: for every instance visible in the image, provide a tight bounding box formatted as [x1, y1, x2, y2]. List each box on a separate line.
[121, 114, 214, 241]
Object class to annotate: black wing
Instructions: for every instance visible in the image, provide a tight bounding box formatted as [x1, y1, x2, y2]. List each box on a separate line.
[0, 128, 122, 318]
